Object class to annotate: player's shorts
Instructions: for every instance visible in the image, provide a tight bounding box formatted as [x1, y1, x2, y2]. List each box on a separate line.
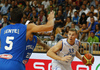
[0, 58, 25, 70]
[52, 61, 72, 70]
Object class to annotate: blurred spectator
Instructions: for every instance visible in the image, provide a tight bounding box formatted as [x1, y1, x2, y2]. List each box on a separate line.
[68, 0, 72, 6]
[29, 0, 34, 7]
[72, 11, 79, 25]
[25, 1, 31, 9]
[38, 11, 46, 25]
[87, 12, 98, 25]
[52, 0, 57, 10]
[88, 17, 98, 31]
[95, 24, 100, 41]
[41, 5, 47, 17]
[1, 1, 10, 15]
[89, 5, 98, 16]
[9, 0, 18, 9]
[47, 34, 57, 47]
[23, 6, 31, 17]
[78, 23, 88, 42]
[55, 26, 70, 41]
[63, 6, 69, 21]
[33, 0, 38, 8]
[71, 22, 79, 30]
[95, 1, 99, 9]
[68, 5, 77, 18]
[0, 14, 3, 27]
[79, 4, 90, 16]
[17, 0, 26, 8]
[57, 5, 63, 13]
[57, 0, 65, 5]
[42, 0, 50, 9]
[7, 7, 13, 21]
[36, 3, 42, 12]
[47, 0, 56, 15]
[90, 0, 99, 8]
[1, 17, 9, 28]
[0, 0, 5, 9]
[79, 13, 87, 28]
[87, 30, 99, 46]
[30, 10, 38, 21]
[47, 6, 54, 15]
[8, 0, 11, 6]
[97, 5, 100, 21]
[54, 10, 64, 30]
[65, 17, 72, 28]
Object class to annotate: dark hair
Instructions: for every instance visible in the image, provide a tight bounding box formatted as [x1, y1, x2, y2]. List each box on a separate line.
[11, 8, 23, 23]
[67, 16, 71, 21]
[91, 5, 94, 8]
[80, 13, 87, 24]
[65, 26, 70, 33]
[69, 28, 77, 34]
[95, 24, 100, 31]
[74, 11, 77, 14]
[90, 12, 94, 15]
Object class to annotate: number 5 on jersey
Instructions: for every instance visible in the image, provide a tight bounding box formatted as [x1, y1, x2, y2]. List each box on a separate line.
[5, 36, 14, 50]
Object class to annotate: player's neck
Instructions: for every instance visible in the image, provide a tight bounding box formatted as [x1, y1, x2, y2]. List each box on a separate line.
[67, 39, 75, 46]
[10, 23, 16, 25]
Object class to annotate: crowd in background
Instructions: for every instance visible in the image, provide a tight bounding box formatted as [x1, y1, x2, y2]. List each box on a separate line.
[0, 0, 100, 49]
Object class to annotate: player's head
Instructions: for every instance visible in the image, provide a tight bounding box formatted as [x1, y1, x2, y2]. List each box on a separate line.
[11, 8, 23, 23]
[68, 28, 77, 42]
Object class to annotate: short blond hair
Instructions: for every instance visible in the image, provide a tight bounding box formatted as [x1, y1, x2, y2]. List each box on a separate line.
[69, 28, 77, 34]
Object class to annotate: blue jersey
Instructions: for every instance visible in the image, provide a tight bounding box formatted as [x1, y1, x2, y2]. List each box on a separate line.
[23, 35, 37, 64]
[0, 23, 27, 70]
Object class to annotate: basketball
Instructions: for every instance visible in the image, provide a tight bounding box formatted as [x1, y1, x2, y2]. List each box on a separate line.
[82, 53, 94, 66]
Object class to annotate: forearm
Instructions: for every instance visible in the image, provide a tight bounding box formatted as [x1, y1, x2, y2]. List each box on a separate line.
[76, 51, 82, 60]
[47, 50, 62, 60]
[82, 24, 92, 33]
[37, 37, 50, 51]
[39, 42, 50, 51]
[46, 19, 54, 29]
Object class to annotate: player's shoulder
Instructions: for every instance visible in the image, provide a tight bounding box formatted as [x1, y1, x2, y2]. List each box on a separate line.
[61, 38, 67, 41]
[75, 38, 80, 46]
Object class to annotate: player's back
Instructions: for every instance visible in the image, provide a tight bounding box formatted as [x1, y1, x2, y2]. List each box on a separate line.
[0, 23, 26, 70]
[23, 35, 37, 64]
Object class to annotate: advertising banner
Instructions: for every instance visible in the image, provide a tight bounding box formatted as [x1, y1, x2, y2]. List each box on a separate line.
[25, 53, 100, 70]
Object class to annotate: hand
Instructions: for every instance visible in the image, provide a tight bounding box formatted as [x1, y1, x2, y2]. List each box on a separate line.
[61, 55, 72, 61]
[47, 11, 55, 20]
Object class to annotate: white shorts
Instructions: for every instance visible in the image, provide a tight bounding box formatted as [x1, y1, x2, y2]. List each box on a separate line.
[52, 61, 72, 70]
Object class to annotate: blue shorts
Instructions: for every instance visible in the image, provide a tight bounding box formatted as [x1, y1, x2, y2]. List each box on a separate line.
[0, 58, 25, 70]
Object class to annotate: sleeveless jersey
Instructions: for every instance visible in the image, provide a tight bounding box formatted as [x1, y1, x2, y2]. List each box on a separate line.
[53, 38, 79, 65]
[23, 35, 37, 64]
[0, 23, 26, 63]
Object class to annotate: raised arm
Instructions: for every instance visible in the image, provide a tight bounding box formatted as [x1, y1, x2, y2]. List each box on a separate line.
[27, 11, 54, 33]
[47, 41, 72, 61]
[37, 37, 50, 51]
[81, 23, 93, 33]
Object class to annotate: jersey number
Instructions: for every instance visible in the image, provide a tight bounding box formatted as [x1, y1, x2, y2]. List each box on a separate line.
[69, 48, 74, 53]
[5, 36, 14, 50]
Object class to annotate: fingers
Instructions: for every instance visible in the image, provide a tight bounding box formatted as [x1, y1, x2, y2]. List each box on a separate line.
[64, 55, 72, 61]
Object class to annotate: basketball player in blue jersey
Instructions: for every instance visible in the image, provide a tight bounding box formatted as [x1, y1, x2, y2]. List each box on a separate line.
[23, 33, 50, 65]
[47, 28, 82, 70]
[0, 8, 54, 70]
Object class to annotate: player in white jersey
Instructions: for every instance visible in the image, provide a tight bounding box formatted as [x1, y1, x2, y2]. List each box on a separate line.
[47, 28, 82, 70]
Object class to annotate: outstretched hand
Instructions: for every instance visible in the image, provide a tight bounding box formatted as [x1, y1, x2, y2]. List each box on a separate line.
[48, 11, 55, 20]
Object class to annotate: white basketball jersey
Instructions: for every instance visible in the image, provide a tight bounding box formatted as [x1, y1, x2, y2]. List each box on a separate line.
[53, 38, 79, 65]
